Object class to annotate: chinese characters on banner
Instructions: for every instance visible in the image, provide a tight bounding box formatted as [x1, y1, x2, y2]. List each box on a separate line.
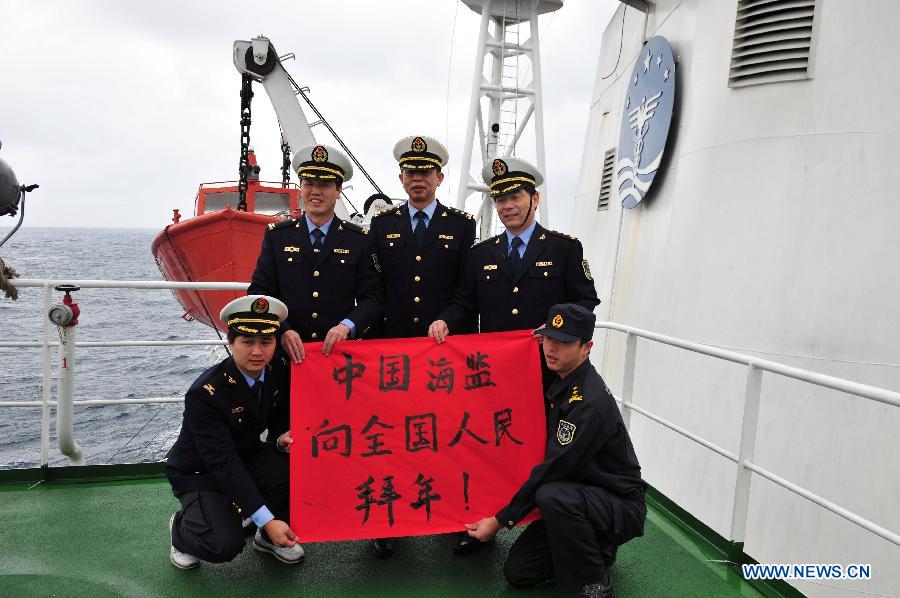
[290, 330, 545, 542]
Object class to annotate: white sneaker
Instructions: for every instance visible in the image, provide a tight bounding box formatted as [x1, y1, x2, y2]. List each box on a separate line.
[169, 514, 201, 570]
[252, 529, 305, 564]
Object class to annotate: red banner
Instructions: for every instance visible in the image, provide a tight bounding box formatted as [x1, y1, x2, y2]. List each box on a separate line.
[290, 330, 545, 542]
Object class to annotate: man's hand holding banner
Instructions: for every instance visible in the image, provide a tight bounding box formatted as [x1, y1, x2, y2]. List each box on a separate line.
[290, 330, 545, 541]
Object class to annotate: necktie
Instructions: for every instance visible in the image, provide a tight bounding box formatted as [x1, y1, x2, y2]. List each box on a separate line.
[251, 380, 263, 402]
[311, 228, 325, 252]
[510, 236, 523, 277]
[413, 211, 427, 250]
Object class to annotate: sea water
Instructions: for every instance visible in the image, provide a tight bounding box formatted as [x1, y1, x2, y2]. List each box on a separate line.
[0, 227, 223, 468]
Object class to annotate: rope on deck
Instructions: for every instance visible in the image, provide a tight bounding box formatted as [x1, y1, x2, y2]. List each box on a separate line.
[0, 257, 19, 300]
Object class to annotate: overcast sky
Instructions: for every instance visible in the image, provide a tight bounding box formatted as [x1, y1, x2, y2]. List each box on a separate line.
[1, 0, 617, 231]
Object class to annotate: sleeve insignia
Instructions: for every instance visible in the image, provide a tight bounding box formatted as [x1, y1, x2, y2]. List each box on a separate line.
[372, 253, 382, 273]
[582, 259, 593, 281]
[557, 419, 577, 445]
[568, 386, 583, 404]
[203, 384, 215, 395]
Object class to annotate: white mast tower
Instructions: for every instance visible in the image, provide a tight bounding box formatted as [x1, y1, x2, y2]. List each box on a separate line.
[456, 0, 563, 239]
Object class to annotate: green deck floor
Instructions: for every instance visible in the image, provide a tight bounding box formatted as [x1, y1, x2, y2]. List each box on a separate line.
[0, 475, 765, 597]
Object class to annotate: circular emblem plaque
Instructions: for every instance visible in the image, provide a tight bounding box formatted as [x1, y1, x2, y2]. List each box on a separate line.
[617, 36, 676, 209]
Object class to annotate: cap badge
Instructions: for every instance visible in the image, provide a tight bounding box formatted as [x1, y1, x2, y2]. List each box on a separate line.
[492, 158, 508, 176]
[251, 297, 269, 314]
[312, 145, 329, 163]
[411, 136, 427, 152]
[551, 314, 564, 328]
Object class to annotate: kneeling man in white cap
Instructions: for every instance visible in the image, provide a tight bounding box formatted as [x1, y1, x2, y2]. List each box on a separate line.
[165, 295, 304, 569]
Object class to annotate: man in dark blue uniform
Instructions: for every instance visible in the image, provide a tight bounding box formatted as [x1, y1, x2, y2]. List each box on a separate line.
[429, 157, 600, 555]
[368, 135, 476, 339]
[166, 295, 303, 569]
[249, 143, 382, 363]
[429, 156, 599, 344]
[465, 304, 646, 597]
[365, 136, 476, 558]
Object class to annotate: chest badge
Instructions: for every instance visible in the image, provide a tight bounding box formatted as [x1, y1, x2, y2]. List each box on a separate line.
[557, 419, 577, 445]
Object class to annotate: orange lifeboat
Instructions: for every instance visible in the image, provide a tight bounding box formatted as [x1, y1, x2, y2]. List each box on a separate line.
[152, 152, 299, 332]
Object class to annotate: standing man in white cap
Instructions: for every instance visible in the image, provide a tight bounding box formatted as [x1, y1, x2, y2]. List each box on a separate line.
[429, 156, 599, 367]
[364, 136, 476, 559]
[249, 144, 382, 362]
[165, 295, 305, 569]
[429, 156, 600, 555]
[369, 136, 476, 339]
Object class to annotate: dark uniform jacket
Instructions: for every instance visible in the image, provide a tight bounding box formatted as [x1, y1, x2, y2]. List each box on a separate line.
[496, 359, 646, 531]
[368, 201, 476, 338]
[248, 214, 383, 341]
[166, 355, 290, 517]
[438, 222, 599, 333]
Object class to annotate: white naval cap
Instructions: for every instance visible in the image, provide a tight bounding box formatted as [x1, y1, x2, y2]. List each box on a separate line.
[220, 295, 288, 336]
[393, 135, 449, 170]
[292, 143, 354, 184]
[482, 156, 544, 197]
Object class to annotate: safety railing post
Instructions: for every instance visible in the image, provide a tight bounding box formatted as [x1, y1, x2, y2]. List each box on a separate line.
[40, 283, 52, 467]
[621, 332, 637, 429]
[729, 363, 763, 556]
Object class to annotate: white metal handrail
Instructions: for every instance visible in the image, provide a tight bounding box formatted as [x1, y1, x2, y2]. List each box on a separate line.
[4, 279, 899, 549]
[6, 278, 243, 466]
[599, 321, 900, 549]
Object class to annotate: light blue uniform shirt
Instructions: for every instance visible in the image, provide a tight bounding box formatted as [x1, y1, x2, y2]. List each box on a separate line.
[505, 220, 537, 259]
[306, 216, 356, 337]
[238, 369, 276, 528]
[407, 199, 438, 230]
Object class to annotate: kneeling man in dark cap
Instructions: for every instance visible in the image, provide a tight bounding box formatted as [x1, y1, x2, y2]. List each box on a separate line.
[465, 304, 646, 597]
[165, 295, 303, 569]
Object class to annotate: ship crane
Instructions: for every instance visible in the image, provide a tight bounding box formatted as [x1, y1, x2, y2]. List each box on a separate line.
[232, 35, 386, 222]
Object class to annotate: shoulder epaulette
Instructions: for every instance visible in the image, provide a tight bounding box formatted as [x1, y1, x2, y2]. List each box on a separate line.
[269, 217, 296, 231]
[443, 206, 474, 220]
[372, 206, 398, 219]
[548, 229, 578, 241]
[471, 233, 501, 249]
[339, 220, 366, 234]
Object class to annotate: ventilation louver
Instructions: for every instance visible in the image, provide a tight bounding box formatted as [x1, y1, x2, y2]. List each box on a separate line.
[598, 148, 615, 211]
[729, 0, 816, 87]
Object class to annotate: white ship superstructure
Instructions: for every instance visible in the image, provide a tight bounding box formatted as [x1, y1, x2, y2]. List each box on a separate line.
[573, 1, 900, 596]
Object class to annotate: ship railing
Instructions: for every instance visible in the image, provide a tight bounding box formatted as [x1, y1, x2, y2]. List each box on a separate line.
[599, 321, 900, 555]
[3, 279, 898, 552]
[3, 279, 244, 466]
